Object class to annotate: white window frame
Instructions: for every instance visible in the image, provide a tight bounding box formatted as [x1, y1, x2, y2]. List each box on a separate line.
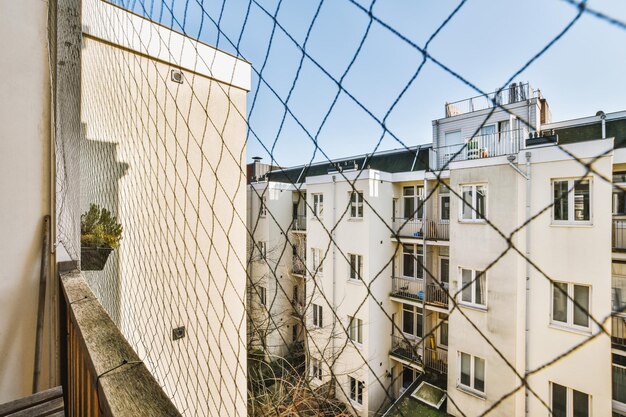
[458, 352, 486, 396]
[439, 313, 449, 348]
[349, 376, 365, 405]
[439, 193, 451, 222]
[459, 184, 487, 222]
[402, 303, 423, 339]
[350, 191, 364, 219]
[550, 382, 590, 417]
[439, 256, 450, 288]
[310, 357, 322, 381]
[459, 268, 487, 309]
[259, 286, 266, 306]
[312, 193, 324, 219]
[312, 303, 323, 328]
[551, 178, 593, 225]
[550, 281, 591, 331]
[312, 248, 323, 275]
[257, 241, 267, 259]
[348, 316, 363, 345]
[402, 244, 423, 279]
[402, 185, 424, 220]
[349, 253, 363, 281]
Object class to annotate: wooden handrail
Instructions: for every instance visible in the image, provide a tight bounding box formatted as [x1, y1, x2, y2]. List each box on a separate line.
[60, 269, 180, 417]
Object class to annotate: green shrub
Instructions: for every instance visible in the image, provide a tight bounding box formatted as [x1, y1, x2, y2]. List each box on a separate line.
[81, 204, 123, 249]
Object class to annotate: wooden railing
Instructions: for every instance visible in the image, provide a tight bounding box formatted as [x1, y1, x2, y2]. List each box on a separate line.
[60, 267, 180, 417]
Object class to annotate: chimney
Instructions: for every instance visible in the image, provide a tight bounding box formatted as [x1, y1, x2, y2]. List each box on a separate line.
[252, 156, 263, 181]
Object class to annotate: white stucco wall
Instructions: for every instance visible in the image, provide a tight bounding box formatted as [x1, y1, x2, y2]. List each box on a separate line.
[0, 0, 52, 403]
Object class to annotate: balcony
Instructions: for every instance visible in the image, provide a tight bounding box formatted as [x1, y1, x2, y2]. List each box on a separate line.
[424, 347, 448, 374]
[425, 283, 449, 309]
[392, 218, 424, 238]
[292, 214, 307, 232]
[614, 315, 626, 349]
[291, 300, 305, 317]
[434, 128, 528, 170]
[613, 220, 626, 251]
[425, 220, 449, 241]
[444, 83, 532, 117]
[391, 276, 424, 302]
[390, 334, 423, 366]
[614, 360, 626, 406]
[292, 255, 306, 276]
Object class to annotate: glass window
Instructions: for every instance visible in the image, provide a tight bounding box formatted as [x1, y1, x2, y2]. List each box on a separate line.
[474, 357, 485, 393]
[349, 377, 364, 404]
[460, 268, 486, 308]
[460, 184, 487, 221]
[552, 383, 567, 417]
[440, 195, 450, 221]
[551, 383, 590, 417]
[313, 193, 324, 218]
[349, 316, 363, 344]
[440, 313, 449, 347]
[259, 286, 266, 306]
[440, 258, 450, 285]
[402, 244, 423, 279]
[402, 366, 415, 389]
[573, 285, 590, 327]
[460, 352, 471, 387]
[572, 390, 589, 417]
[459, 352, 485, 394]
[461, 186, 473, 220]
[553, 282, 568, 323]
[613, 188, 626, 215]
[349, 254, 363, 280]
[402, 304, 422, 338]
[403, 186, 423, 219]
[552, 282, 590, 330]
[312, 248, 323, 274]
[553, 179, 592, 223]
[350, 191, 364, 218]
[313, 304, 323, 328]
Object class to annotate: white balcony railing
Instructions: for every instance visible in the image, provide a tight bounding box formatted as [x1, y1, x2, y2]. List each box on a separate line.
[292, 215, 307, 232]
[392, 218, 424, 238]
[424, 347, 448, 374]
[614, 315, 626, 349]
[425, 220, 449, 241]
[390, 334, 423, 365]
[613, 220, 626, 251]
[434, 128, 528, 170]
[391, 276, 424, 301]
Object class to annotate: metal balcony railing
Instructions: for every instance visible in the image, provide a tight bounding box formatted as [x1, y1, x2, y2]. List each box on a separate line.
[444, 83, 532, 117]
[424, 347, 448, 374]
[291, 300, 305, 317]
[613, 220, 626, 251]
[614, 362, 626, 404]
[392, 218, 424, 238]
[292, 255, 306, 276]
[292, 215, 307, 232]
[426, 283, 449, 308]
[425, 220, 449, 241]
[434, 128, 527, 170]
[613, 315, 626, 349]
[391, 276, 424, 301]
[390, 334, 423, 365]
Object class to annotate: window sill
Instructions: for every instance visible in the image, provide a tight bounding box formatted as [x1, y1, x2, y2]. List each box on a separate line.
[458, 219, 487, 224]
[350, 341, 364, 350]
[347, 217, 364, 222]
[349, 400, 363, 410]
[347, 278, 363, 286]
[550, 222, 593, 228]
[548, 322, 591, 336]
[457, 385, 486, 400]
[458, 303, 488, 313]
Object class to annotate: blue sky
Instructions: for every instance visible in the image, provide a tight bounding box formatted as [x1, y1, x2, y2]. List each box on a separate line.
[117, 0, 626, 167]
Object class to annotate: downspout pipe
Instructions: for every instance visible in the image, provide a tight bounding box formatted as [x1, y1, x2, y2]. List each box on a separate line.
[598, 111, 606, 138]
[331, 175, 337, 388]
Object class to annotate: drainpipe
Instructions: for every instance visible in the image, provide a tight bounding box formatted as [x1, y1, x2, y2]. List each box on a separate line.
[598, 111, 606, 138]
[422, 180, 428, 359]
[331, 175, 337, 388]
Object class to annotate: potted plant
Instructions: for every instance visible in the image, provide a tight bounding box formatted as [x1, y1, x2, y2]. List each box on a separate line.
[80, 204, 123, 271]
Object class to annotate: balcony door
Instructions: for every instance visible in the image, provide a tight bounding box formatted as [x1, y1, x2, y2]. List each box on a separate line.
[403, 186, 424, 220]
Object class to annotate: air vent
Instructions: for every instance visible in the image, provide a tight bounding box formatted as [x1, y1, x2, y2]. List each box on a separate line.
[171, 69, 183, 84]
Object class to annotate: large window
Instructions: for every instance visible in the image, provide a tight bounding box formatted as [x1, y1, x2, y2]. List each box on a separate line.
[348, 316, 363, 345]
[313, 193, 324, 218]
[551, 382, 589, 417]
[460, 184, 487, 221]
[459, 352, 485, 394]
[403, 186, 424, 220]
[402, 303, 423, 338]
[310, 357, 322, 381]
[439, 313, 449, 347]
[349, 376, 364, 405]
[552, 179, 591, 223]
[349, 254, 363, 280]
[440, 194, 450, 221]
[460, 268, 486, 308]
[552, 282, 590, 330]
[312, 248, 323, 274]
[402, 244, 423, 279]
[312, 304, 323, 328]
[440, 257, 450, 288]
[350, 191, 364, 218]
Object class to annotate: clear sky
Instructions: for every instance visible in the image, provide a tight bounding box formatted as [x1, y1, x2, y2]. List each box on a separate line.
[117, 0, 626, 168]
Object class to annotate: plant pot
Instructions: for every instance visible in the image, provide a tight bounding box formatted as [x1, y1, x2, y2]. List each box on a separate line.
[81, 246, 113, 271]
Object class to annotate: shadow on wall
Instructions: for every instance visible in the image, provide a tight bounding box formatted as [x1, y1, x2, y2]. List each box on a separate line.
[80, 131, 128, 326]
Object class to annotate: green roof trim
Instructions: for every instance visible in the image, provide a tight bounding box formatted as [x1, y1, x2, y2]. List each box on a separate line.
[555, 118, 626, 148]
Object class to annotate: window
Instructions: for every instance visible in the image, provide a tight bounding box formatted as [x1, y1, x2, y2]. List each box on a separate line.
[313, 193, 324, 218]
[440, 194, 450, 221]
[312, 304, 323, 328]
[460, 268, 486, 308]
[348, 316, 363, 344]
[350, 191, 364, 218]
[460, 184, 487, 221]
[312, 248, 323, 274]
[402, 244, 423, 279]
[551, 282, 590, 330]
[459, 352, 485, 394]
[349, 254, 363, 280]
[439, 313, 449, 347]
[440, 257, 450, 287]
[257, 241, 267, 259]
[402, 303, 423, 338]
[445, 130, 462, 146]
[613, 353, 626, 404]
[403, 186, 424, 220]
[260, 195, 267, 217]
[349, 376, 364, 405]
[402, 366, 419, 390]
[551, 383, 589, 417]
[552, 179, 591, 223]
[259, 286, 266, 306]
[613, 187, 626, 215]
[310, 357, 322, 381]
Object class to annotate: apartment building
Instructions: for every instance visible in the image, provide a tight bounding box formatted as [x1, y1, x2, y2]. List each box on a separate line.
[247, 83, 626, 416]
